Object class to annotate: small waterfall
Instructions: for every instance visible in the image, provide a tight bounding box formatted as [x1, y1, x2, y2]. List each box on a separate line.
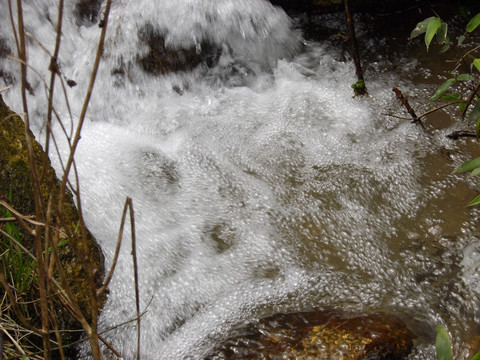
[1, 0, 479, 358]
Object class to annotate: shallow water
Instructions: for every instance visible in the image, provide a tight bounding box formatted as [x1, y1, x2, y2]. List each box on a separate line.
[1, 1, 480, 358]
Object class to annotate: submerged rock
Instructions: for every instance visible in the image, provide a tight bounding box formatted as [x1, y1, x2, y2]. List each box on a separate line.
[138, 24, 220, 75]
[208, 309, 414, 359]
[0, 94, 105, 347]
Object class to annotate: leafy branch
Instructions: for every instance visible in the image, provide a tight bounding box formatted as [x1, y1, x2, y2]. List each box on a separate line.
[410, 13, 480, 125]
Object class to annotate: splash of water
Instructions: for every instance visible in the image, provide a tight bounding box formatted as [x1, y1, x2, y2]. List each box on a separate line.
[1, 0, 480, 358]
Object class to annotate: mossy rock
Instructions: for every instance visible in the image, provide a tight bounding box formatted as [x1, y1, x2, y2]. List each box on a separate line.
[0, 94, 105, 349]
[208, 309, 414, 359]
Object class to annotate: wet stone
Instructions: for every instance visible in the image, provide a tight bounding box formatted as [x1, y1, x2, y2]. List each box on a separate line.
[73, 0, 102, 26]
[138, 24, 220, 75]
[207, 309, 415, 359]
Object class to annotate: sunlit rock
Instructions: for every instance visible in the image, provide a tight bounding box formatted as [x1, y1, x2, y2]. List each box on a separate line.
[208, 309, 414, 359]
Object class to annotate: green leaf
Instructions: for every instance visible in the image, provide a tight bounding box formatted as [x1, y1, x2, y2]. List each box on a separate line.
[430, 78, 456, 101]
[476, 117, 480, 138]
[473, 59, 480, 73]
[470, 101, 480, 124]
[471, 348, 480, 360]
[426, 17, 442, 50]
[436, 324, 453, 360]
[454, 157, 480, 173]
[410, 17, 436, 40]
[458, 34, 466, 45]
[467, 194, 480, 206]
[436, 22, 448, 44]
[459, 102, 467, 113]
[468, 167, 480, 178]
[466, 13, 480, 32]
[457, 74, 475, 81]
[439, 43, 450, 54]
[441, 93, 461, 101]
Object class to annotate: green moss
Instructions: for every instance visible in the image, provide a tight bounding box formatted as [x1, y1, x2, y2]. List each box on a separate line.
[0, 94, 105, 348]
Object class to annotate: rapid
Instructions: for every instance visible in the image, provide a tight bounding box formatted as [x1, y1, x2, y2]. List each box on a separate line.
[1, 0, 480, 358]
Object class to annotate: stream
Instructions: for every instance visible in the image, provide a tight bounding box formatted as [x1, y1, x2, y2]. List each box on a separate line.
[1, 0, 480, 358]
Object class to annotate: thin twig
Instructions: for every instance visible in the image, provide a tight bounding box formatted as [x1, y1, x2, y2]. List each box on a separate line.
[98, 335, 122, 358]
[7, 0, 20, 56]
[127, 198, 141, 360]
[416, 99, 466, 119]
[0, 85, 12, 93]
[0, 268, 44, 336]
[48, 302, 66, 360]
[97, 198, 129, 298]
[7, 5, 50, 352]
[44, 0, 64, 159]
[29, 297, 152, 357]
[59, 0, 112, 203]
[344, 0, 367, 96]
[447, 130, 476, 139]
[54, 3, 112, 358]
[392, 87, 425, 128]
[0, 323, 27, 356]
[462, 80, 480, 119]
[453, 44, 480, 72]
[0, 197, 68, 234]
[0, 229, 36, 262]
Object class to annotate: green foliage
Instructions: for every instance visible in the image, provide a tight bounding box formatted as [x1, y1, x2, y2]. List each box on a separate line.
[454, 157, 480, 173]
[351, 79, 366, 96]
[436, 324, 453, 360]
[430, 78, 456, 101]
[410, 17, 437, 40]
[454, 157, 480, 206]
[471, 101, 480, 127]
[474, 58, 480, 72]
[435, 324, 480, 359]
[466, 13, 480, 33]
[0, 188, 37, 297]
[472, 349, 480, 360]
[410, 13, 480, 108]
[410, 13, 480, 119]
[426, 17, 443, 50]
[412, 13, 480, 205]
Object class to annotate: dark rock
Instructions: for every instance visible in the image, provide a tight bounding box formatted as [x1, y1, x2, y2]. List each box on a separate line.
[73, 0, 102, 26]
[268, 0, 461, 14]
[0, 38, 15, 86]
[208, 309, 415, 359]
[137, 24, 220, 75]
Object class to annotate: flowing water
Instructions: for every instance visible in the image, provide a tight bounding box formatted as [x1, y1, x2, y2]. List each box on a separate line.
[1, 0, 480, 358]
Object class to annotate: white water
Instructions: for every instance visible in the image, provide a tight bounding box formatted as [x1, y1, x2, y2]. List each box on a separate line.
[1, 1, 480, 358]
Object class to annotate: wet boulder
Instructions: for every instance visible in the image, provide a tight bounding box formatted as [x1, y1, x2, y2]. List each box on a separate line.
[208, 309, 415, 359]
[138, 24, 220, 75]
